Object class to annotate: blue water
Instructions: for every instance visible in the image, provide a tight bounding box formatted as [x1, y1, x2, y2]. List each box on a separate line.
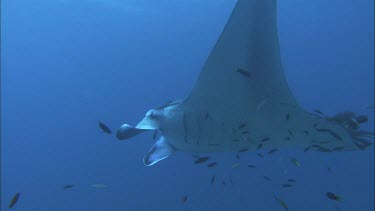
[2, 0, 374, 210]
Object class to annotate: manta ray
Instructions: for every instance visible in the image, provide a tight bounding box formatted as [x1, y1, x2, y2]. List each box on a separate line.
[116, 0, 373, 166]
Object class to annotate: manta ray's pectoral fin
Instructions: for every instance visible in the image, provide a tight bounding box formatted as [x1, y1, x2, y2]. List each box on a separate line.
[143, 136, 176, 166]
[116, 124, 149, 140]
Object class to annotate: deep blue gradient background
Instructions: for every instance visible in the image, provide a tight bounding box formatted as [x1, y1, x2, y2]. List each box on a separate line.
[1, 0, 374, 210]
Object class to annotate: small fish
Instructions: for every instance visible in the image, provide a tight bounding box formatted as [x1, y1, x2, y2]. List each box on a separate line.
[304, 130, 309, 135]
[326, 192, 343, 202]
[287, 129, 294, 137]
[91, 184, 108, 188]
[290, 158, 301, 167]
[238, 123, 247, 129]
[304, 146, 312, 152]
[182, 195, 188, 204]
[315, 128, 343, 141]
[316, 141, 330, 144]
[263, 176, 272, 181]
[63, 184, 75, 189]
[236, 68, 252, 78]
[248, 165, 256, 168]
[232, 139, 240, 142]
[268, 148, 278, 154]
[317, 147, 332, 152]
[229, 178, 234, 185]
[260, 137, 271, 142]
[207, 162, 217, 168]
[231, 163, 241, 168]
[332, 147, 344, 151]
[242, 131, 249, 134]
[194, 157, 210, 164]
[236, 154, 240, 159]
[274, 194, 289, 211]
[192, 154, 200, 159]
[8, 193, 21, 208]
[222, 180, 227, 185]
[283, 137, 291, 141]
[210, 176, 216, 184]
[281, 184, 293, 188]
[314, 109, 324, 115]
[238, 148, 249, 152]
[328, 131, 343, 141]
[285, 113, 290, 120]
[311, 144, 332, 152]
[257, 153, 264, 158]
[287, 179, 296, 183]
[257, 143, 263, 150]
[205, 112, 210, 119]
[98, 121, 111, 134]
[313, 122, 319, 127]
[327, 167, 332, 173]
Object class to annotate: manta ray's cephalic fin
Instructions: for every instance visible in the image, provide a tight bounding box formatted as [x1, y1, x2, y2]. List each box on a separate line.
[116, 110, 161, 140]
[143, 136, 176, 166]
[116, 124, 149, 140]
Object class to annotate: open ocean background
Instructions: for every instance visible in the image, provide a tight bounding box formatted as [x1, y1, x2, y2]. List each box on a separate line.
[2, 0, 374, 210]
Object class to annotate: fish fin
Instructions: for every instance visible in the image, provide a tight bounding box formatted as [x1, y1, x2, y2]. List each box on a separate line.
[116, 124, 148, 140]
[143, 136, 176, 166]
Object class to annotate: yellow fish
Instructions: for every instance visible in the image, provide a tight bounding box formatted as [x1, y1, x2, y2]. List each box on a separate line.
[91, 184, 108, 188]
[231, 163, 241, 168]
[290, 158, 301, 167]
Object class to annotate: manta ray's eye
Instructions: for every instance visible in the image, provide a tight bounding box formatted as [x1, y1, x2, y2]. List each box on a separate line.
[147, 110, 163, 120]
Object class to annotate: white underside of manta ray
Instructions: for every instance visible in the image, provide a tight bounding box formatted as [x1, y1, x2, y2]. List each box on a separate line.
[116, 0, 374, 166]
